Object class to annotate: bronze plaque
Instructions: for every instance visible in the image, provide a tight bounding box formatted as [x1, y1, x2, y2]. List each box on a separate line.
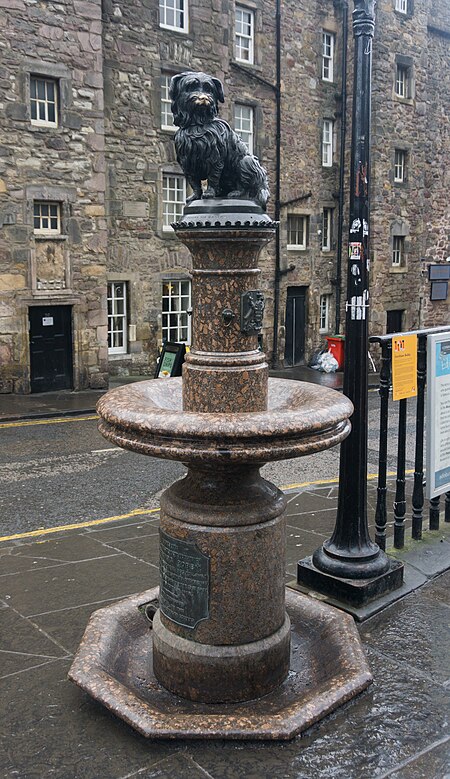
[159, 530, 210, 629]
[241, 290, 265, 334]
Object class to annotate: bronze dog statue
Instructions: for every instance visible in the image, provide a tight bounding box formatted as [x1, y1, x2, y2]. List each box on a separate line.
[169, 71, 269, 209]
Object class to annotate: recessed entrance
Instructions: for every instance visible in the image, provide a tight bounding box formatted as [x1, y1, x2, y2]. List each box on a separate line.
[29, 305, 73, 393]
[386, 309, 404, 334]
[284, 286, 307, 366]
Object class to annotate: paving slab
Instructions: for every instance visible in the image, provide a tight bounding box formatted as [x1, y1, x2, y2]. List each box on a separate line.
[0, 659, 179, 779]
[96, 533, 161, 567]
[417, 569, 450, 605]
[138, 752, 220, 779]
[0, 554, 159, 616]
[286, 490, 338, 514]
[0, 534, 122, 577]
[0, 607, 69, 678]
[85, 516, 160, 543]
[360, 586, 450, 686]
[390, 535, 450, 578]
[31, 602, 113, 656]
[285, 525, 328, 568]
[382, 737, 450, 779]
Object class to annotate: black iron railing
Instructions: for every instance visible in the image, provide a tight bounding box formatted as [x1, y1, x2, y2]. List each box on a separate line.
[370, 326, 450, 550]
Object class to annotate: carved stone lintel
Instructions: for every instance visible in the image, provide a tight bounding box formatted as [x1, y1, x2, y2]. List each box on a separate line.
[241, 290, 265, 335]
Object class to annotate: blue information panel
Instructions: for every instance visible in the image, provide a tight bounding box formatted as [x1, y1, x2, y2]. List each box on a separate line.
[426, 334, 450, 498]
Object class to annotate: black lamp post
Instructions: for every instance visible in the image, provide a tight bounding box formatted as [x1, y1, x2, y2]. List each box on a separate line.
[297, 0, 404, 607]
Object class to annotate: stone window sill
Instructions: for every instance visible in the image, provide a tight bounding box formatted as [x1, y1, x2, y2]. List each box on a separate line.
[34, 234, 68, 241]
[394, 10, 414, 21]
[108, 353, 132, 360]
[231, 60, 265, 77]
[28, 124, 64, 134]
[389, 266, 408, 273]
[159, 24, 190, 37]
[394, 96, 414, 106]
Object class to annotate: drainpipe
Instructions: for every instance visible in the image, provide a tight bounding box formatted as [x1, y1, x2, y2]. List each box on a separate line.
[335, 0, 348, 334]
[271, 0, 282, 368]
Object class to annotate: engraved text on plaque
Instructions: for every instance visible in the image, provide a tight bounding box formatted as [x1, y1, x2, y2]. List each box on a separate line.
[159, 530, 210, 629]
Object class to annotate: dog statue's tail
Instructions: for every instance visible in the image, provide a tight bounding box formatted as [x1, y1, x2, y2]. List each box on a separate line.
[239, 155, 270, 211]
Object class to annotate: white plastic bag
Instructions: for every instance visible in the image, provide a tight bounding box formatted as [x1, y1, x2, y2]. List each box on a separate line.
[318, 351, 339, 373]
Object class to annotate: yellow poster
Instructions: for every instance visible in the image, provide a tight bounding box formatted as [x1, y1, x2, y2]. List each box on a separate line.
[392, 334, 418, 401]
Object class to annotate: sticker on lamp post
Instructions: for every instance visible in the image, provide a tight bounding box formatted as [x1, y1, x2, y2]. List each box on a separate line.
[426, 333, 450, 498]
[392, 334, 417, 402]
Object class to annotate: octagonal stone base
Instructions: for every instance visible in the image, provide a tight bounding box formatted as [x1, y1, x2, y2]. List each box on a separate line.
[68, 587, 372, 740]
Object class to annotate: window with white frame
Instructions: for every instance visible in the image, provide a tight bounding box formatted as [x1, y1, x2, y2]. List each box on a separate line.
[162, 279, 191, 343]
[394, 149, 406, 182]
[322, 120, 334, 167]
[287, 215, 308, 250]
[162, 174, 186, 231]
[107, 282, 128, 354]
[234, 104, 254, 154]
[30, 76, 58, 127]
[395, 64, 410, 98]
[395, 0, 408, 13]
[392, 235, 405, 267]
[159, 0, 188, 32]
[161, 74, 175, 130]
[319, 294, 330, 332]
[322, 32, 334, 82]
[235, 6, 254, 64]
[322, 208, 333, 251]
[33, 201, 61, 234]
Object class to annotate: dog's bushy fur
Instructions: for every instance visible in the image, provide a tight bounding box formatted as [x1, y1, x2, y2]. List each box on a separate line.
[169, 72, 269, 209]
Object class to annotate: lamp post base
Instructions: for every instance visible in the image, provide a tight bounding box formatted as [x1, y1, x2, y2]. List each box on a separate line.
[296, 556, 404, 608]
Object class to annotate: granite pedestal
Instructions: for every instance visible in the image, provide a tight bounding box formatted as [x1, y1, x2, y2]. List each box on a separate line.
[69, 200, 372, 738]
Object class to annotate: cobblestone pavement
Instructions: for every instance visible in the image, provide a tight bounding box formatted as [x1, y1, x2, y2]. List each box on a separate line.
[0, 481, 448, 779]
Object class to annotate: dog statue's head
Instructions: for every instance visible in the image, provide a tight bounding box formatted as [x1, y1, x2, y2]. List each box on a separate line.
[169, 71, 225, 128]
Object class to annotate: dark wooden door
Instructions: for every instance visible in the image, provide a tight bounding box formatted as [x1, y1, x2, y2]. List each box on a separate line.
[386, 309, 404, 334]
[29, 306, 73, 393]
[284, 287, 307, 366]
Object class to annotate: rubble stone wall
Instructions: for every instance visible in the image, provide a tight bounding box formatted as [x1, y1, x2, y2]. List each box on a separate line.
[0, 0, 108, 393]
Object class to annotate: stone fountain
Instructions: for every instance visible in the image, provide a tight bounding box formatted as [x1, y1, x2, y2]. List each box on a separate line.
[69, 73, 372, 739]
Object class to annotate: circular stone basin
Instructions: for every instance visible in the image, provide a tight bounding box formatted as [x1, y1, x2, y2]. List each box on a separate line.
[97, 377, 352, 464]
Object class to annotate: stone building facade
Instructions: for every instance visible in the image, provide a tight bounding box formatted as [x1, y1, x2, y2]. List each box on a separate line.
[0, 0, 108, 393]
[0, 0, 448, 393]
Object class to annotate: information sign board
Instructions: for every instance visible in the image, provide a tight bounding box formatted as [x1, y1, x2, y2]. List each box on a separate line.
[426, 333, 450, 498]
[155, 341, 186, 378]
[392, 334, 417, 401]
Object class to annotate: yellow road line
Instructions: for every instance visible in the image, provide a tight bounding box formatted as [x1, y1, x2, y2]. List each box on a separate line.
[282, 468, 415, 491]
[0, 415, 98, 429]
[0, 507, 160, 543]
[0, 470, 416, 544]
